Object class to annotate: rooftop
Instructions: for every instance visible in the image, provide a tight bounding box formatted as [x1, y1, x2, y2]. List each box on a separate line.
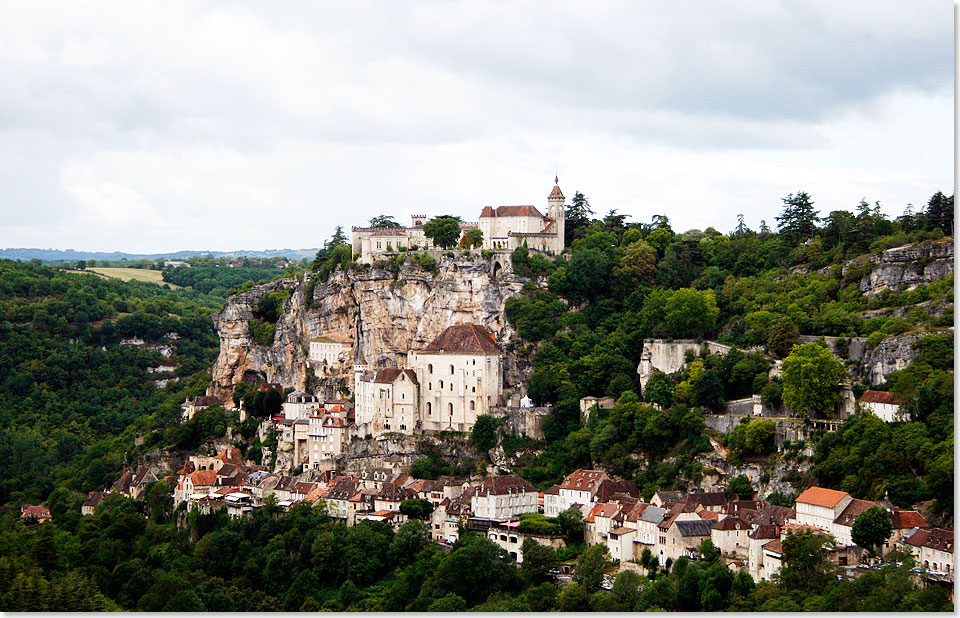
[422, 324, 500, 355]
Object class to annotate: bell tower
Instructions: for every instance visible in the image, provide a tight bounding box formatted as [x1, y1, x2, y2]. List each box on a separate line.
[547, 176, 565, 253]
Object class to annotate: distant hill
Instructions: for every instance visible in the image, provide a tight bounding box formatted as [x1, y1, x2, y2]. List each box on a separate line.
[0, 247, 320, 262]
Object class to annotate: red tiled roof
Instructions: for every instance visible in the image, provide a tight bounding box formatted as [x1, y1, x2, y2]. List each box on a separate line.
[548, 184, 564, 200]
[796, 486, 850, 509]
[479, 205, 545, 218]
[559, 469, 607, 492]
[374, 368, 419, 385]
[834, 499, 876, 526]
[892, 509, 928, 530]
[422, 324, 499, 354]
[188, 470, 218, 487]
[475, 475, 537, 496]
[762, 539, 784, 554]
[21, 505, 51, 520]
[904, 528, 953, 553]
[859, 390, 900, 405]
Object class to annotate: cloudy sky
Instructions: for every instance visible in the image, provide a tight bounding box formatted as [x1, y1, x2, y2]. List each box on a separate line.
[0, 1, 953, 253]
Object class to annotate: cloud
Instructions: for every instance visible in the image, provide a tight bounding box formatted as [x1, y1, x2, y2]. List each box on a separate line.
[0, 1, 952, 252]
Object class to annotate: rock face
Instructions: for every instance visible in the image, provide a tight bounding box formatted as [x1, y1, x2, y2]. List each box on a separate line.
[210, 254, 527, 403]
[855, 239, 953, 296]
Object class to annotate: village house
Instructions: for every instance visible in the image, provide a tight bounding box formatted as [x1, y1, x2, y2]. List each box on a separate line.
[181, 394, 222, 421]
[660, 518, 716, 565]
[556, 469, 610, 514]
[711, 515, 751, 559]
[20, 504, 52, 524]
[81, 491, 108, 516]
[283, 391, 321, 420]
[747, 524, 781, 582]
[858, 390, 905, 422]
[307, 333, 354, 376]
[792, 486, 853, 531]
[901, 528, 954, 577]
[470, 475, 539, 521]
[307, 414, 349, 468]
[173, 469, 218, 508]
[687, 491, 727, 513]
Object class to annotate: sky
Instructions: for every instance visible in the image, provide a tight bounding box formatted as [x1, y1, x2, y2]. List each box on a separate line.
[0, 1, 954, 253]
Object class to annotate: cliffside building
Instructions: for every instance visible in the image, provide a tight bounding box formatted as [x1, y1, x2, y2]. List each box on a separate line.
[351, 178, 566, 263]
[353, 324, 503, 435]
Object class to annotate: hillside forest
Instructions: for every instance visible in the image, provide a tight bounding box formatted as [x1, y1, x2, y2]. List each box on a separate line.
[0, 190, 953, 611]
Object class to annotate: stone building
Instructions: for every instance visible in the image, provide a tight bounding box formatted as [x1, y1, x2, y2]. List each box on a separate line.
[308, 333, 354, 376]
[351, 178, 566, 263]
[409, 324, 503, 432]
[478, 178, 565, 253]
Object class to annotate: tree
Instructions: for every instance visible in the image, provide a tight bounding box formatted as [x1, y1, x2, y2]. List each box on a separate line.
[615, 240, 657, 285]
[734, 214, 750, 236]
[575, 544, 612, 592]
[369, 215, 401, 228]
[776, 191, 819, 246]
[556, 582, 592, 611]
[470, 414, 499, 451]
[520, 539, 559, 584]
[566, 192, 594, 243]
[663, 288, 719, 338]
[851, 505, 893, 557]
[328, 226, 349, 247]
[556, 507, 585, 543]
[776, 530, 839, 592]
[77, 260, 86, 270]
[643, 371, 674, 409]
[782, 342, 847, 417]
[698, 538, 720, 562]
[924, 191, 953, 235]
[766, 316, 799, 358]
[693, 371, 725, 410]
[727, 475, 754, 500]
[399, 499, 434, 520]
[423, 216, 462, 249]
[461, 227, 483, 249]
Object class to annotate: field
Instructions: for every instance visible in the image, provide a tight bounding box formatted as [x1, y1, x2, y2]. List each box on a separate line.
[87, 267, 181, 288]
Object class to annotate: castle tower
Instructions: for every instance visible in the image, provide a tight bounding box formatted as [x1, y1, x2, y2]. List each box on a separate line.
[547, 176, 566, 253]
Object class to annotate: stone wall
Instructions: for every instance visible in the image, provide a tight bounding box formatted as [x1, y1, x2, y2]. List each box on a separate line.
[703, 414, 807, 447]
[637, 339, 749, 387]
[489, 406, 550, 440]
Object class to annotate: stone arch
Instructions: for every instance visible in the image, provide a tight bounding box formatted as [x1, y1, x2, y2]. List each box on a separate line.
[492, 260, 503, 278]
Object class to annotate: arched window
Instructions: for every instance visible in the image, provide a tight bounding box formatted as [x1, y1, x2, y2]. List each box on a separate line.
[428, 364, 433, 374]
[448, 403, 454, 415]
[450, 364, 455, 375]
[469, 400, 475, 411]
[439, 380, 444, 389]
[426, 402, 432, 415]
[450, 383, 454, 391]
[429, 382, 432, 390]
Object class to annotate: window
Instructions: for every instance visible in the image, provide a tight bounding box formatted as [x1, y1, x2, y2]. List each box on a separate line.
[450, 364, 455, 375]
[450, 383, 454, 391]
[448, 403, 454, 415]
[426, 402, 432, 415]
[439, 380, 444, 389]
[472, 386, 476, 393]
[428, 364, 433, 374]
[472, 359, 476, 365]
[470, 400, 475, 411]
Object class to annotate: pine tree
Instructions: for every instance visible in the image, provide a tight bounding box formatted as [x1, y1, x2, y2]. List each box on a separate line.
[776, 191, 819, 246]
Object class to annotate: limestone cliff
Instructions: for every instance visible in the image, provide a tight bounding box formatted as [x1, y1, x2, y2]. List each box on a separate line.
[210, 254, 527, 403]
[852, 238, 953, 296]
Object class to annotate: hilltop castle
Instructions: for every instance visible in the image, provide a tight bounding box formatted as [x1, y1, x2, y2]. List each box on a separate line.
[351, 178, 566, 263]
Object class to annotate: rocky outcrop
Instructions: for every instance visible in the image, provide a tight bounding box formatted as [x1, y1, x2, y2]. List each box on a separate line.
[210, 254, 527, 403]
[854, 239, 953, 296]
[861, 331, 952, 384]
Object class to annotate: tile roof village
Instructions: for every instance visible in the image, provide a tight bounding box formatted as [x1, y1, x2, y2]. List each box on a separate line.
[43, 181, 949, 592]
[58, 442, 951, 590]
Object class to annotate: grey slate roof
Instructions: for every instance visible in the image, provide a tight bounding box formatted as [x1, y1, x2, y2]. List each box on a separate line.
[639, 506, 666, 524]
[676, 519, 716, 537]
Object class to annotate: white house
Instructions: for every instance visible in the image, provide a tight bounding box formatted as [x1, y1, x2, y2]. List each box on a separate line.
[470, 475, 539, 521]
[858, 390, 905, 422]
[792, 486, 853, 531]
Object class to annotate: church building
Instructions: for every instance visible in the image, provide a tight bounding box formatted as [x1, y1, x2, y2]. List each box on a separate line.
[353, 324, 503, 436]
